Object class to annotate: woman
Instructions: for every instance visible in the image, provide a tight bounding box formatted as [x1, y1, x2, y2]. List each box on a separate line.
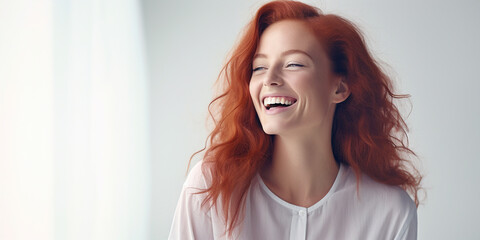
[169, 1, 422, 239]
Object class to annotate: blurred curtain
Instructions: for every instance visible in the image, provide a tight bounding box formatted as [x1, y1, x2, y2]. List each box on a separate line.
[0, 0, 150, 239]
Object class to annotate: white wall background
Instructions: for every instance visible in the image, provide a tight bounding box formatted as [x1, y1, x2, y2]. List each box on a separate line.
[1, 0, 150, 239]
[147, 0, 480, 239]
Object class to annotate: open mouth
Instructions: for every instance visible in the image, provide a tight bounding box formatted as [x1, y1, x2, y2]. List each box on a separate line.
[263, 96, 297, 110]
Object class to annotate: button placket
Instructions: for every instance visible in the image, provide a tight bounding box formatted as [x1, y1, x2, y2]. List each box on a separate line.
[299, 209, 306, 216]
[298, 209, 307, 239]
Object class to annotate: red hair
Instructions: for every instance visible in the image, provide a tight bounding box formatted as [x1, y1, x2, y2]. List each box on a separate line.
[189, 0, 423, 236]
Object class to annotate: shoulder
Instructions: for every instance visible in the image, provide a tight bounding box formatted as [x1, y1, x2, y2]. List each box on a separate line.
[358, 174, 417, 239]
[330, 164, 417, 239]
[184, 160, 210, 190]
[338, 164, 416, 212]
[346, 165, 417, 238]
[169, 161, 215, 239]
[181, 161, 215, 205]
[172, 160, 214, 219]
[359, 170, 416, 215]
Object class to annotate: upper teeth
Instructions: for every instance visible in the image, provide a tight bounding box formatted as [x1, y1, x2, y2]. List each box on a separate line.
[263, 97, 294, 107]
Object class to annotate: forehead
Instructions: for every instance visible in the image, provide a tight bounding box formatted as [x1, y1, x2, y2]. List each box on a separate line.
[255, 19, 324, 58]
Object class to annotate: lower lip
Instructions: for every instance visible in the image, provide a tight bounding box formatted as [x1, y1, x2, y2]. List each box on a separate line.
[265, 103, 296, 115]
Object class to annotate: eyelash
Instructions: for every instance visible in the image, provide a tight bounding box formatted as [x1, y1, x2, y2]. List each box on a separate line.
[252, 66, 266, 72]
[286, 63, 304, 68]
[252, 63, 304, 72]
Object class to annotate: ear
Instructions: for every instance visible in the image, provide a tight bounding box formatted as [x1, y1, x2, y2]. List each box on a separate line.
[333, 78, 350, 104]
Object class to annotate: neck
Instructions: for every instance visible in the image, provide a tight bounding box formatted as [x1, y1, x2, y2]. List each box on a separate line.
[261, 128, 339, 208]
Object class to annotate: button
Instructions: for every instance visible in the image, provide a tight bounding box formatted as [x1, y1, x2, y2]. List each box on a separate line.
[299, 210, 306, 216]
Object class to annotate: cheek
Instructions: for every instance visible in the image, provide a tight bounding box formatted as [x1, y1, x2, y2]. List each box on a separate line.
[249, 79, 261, 98]
[294, 74, 333, 108]
[249, 81, 260, 109]
[248, 82, 254, 101]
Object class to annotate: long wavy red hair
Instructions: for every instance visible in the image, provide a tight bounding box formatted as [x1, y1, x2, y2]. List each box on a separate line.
[189, 0, 422, 236]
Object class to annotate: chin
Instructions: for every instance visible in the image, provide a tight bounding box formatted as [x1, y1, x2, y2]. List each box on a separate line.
[261, 124, 282, 135]
[263, 129, 276, 135]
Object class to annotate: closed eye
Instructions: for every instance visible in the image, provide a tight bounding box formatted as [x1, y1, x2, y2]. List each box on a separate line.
[253, 66, 267, 72]
[286, 63, 304, 68]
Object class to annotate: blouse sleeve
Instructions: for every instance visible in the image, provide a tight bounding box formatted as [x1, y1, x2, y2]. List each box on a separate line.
[168, 162, 214, 240]
[393, 201, 418, 240]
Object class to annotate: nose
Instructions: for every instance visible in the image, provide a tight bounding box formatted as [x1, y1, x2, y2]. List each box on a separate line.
[263, 68, 283, 86]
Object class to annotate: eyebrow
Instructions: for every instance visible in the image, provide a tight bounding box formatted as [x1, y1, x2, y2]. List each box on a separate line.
[252, 49, 313, 61]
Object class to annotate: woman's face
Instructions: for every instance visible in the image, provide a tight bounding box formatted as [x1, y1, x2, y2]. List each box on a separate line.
[249, 20, 343, 136]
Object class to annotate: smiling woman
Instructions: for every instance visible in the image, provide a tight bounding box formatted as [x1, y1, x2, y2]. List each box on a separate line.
[169, 1, 422, 239]
[249, 20, 347, 136]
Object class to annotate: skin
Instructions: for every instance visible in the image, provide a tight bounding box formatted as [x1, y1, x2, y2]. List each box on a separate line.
[249, 19, 350, 208]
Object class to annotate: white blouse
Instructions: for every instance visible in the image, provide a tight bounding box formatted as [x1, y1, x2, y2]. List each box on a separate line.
[169, 161, 417, 240]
